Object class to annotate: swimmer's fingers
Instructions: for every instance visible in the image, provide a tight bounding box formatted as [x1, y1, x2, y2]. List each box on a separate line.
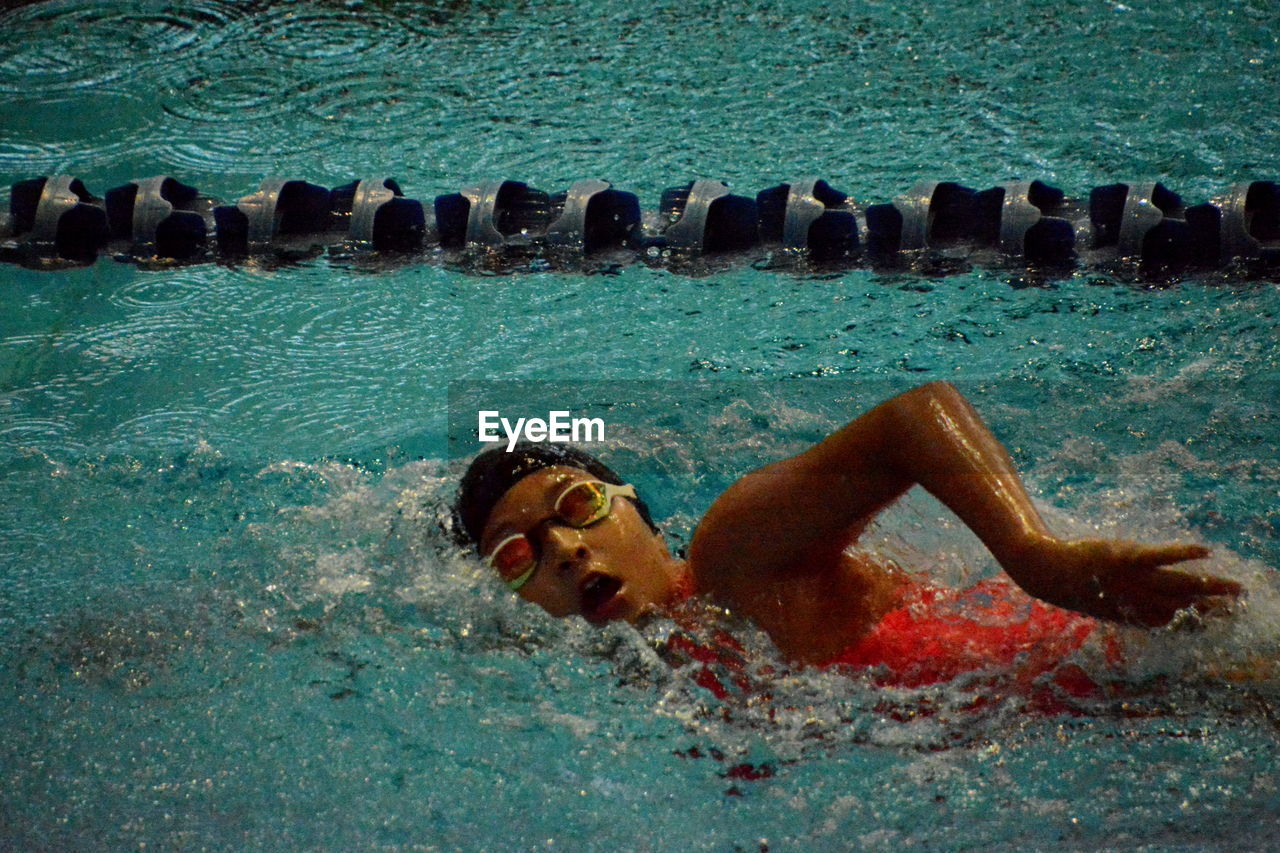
[1111, 566, 1241, 628]
[1115, 542, 1241, 611]
[1123, 589, 1238, 629]
[1145, 566, 1242, 600]
[1120, 594, 1190, 629]
[1125, 542, 1212, 571]
[1013, 538, 1238, 626]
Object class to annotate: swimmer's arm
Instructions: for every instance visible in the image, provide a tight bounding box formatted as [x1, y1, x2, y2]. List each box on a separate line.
[691, 381, 1239, 626]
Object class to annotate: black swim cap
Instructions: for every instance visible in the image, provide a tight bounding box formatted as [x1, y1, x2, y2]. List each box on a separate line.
[453, 442, 657, 545]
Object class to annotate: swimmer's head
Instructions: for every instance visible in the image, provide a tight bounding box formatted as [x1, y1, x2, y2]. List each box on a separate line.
[454, 442, 657, 544]
[455, 443, 685, 624]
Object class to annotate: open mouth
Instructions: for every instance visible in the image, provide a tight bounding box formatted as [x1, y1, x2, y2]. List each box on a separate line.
[579, 573, 623, 622]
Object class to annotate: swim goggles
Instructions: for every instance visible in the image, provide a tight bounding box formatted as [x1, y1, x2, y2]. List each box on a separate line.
[485, 480, 637, 591]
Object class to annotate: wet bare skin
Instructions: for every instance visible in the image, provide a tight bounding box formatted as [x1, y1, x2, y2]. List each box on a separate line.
[702, 550, 910, 664]
[478, 382, 1242, 665]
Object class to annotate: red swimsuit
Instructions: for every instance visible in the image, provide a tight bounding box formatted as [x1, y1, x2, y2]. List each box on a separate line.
[667, 578, 1115, 714]
[820, 578, 1111, 713]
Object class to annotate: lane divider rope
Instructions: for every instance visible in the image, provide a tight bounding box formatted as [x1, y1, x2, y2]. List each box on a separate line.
[2, 174, 1277, 277]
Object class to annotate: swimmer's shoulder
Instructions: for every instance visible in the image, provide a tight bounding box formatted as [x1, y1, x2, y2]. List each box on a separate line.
[690, 529, 909, 665]
[690, 449, 883, 591]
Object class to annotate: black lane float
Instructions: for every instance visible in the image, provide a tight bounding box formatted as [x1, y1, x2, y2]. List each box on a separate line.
[2, 173, 1277, 277]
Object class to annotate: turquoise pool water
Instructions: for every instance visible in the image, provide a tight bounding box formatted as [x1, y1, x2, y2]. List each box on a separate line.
[2, 0, 1280, 849]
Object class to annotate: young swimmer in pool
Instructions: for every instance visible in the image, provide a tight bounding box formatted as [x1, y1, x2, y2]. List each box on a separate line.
[454, 382, 1241, 683]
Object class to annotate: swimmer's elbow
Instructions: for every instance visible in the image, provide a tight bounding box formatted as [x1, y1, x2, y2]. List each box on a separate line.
[876, 381, 973, 436]
[900, 380, 964, 408]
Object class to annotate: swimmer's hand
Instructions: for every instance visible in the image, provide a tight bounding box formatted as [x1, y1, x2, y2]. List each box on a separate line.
[1011, 538, 1241, 627]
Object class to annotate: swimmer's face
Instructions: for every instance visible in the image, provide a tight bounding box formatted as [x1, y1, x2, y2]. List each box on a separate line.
[479, 466, 682, 625]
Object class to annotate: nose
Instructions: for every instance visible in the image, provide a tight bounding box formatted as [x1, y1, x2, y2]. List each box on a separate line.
[540, 525, 590, 577]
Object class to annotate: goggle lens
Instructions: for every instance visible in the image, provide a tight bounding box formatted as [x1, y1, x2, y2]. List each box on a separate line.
[555, 481, 610, 527]
[489, 534, 536, 584]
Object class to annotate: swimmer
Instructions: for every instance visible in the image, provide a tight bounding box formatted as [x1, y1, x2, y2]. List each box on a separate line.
[454, 382, 1241, 676]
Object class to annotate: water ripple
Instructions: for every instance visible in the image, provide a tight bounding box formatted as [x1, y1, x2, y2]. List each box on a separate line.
[0, 0, 247, 94]
[0, 141, 66, 172]
[107, 274, 207, 311]
[157, 66, 449, 164]
[0, 91, 159, 176]
[107, 407, 224, 450]
[73, 315, 181, 367]
[294, 72, 448, 142]
[161, 69, 304, 125]
[239, 5, 422, 63]
[156, 124, 336, 174]
[0, 415, 87, 458]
